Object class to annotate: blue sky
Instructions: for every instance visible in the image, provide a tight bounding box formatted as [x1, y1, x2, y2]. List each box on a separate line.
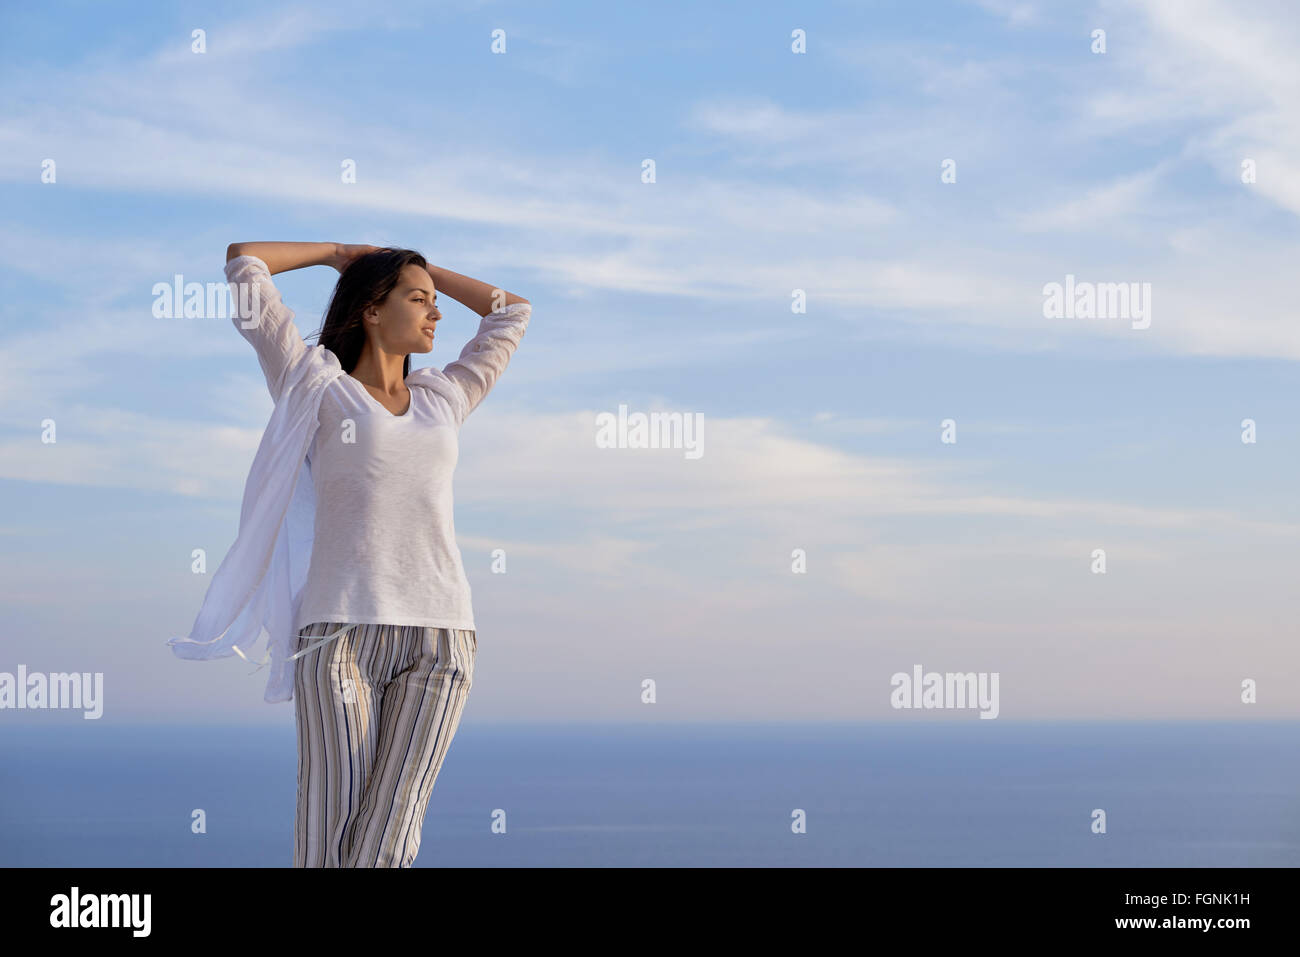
[1, 0, 1298, 723]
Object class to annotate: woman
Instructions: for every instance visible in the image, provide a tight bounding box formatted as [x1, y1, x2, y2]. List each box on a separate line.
[175, 241, 530, 867]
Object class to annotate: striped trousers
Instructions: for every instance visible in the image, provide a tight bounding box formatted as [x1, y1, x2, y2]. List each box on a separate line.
[292, 621, 476, 868]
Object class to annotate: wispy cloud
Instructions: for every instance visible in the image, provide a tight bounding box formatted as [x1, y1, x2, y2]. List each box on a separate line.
[1009, 166, 1167, 232]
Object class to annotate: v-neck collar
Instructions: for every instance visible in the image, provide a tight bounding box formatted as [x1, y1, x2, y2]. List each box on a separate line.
[347, 373, 413, 418]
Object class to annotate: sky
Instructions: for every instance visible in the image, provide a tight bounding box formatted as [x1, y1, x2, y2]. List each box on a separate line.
[1, 0, 1298, 724]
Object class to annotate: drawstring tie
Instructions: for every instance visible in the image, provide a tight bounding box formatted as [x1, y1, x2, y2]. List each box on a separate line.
[231, 623, 357, 676]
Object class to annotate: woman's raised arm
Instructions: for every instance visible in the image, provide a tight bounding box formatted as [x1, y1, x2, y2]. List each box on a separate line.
[224, 246, 329, 401]
[424, 260, 531, 422]
[424, 261, 529, 317]
[226, 241, 342, 274]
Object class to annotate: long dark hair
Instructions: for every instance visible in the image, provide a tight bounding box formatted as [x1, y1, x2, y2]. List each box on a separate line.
[311, 247, 427, 377]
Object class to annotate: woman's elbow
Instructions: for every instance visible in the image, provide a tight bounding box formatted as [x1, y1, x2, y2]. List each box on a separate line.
[226, 243, 244, 262]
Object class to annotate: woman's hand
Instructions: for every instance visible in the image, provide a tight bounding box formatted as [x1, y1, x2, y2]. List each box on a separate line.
[332, 243, 383, 273]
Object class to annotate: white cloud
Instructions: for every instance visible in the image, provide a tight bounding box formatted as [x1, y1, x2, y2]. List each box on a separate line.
[1095, 0, 1300, 215]
[1010, 166, 1166, 232]
[6, 0, 1300, 366]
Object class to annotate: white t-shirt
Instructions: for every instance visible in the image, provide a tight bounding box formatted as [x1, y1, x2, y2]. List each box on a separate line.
[294, 375, 474, 632]
[220, 254, 530, 638]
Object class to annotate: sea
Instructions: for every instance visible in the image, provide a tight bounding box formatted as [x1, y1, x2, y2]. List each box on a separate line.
[1, 720, 1296, 867]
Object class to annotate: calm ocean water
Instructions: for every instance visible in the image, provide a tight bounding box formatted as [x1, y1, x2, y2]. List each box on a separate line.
[1, 720, 1296, 867]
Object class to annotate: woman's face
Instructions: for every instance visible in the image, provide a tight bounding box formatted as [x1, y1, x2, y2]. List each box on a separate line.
[364, 263, 441, 357]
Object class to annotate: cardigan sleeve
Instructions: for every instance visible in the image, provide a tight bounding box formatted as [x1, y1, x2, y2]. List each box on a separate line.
[441, 301, 531, 424]
[225, 254, 311, 401]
